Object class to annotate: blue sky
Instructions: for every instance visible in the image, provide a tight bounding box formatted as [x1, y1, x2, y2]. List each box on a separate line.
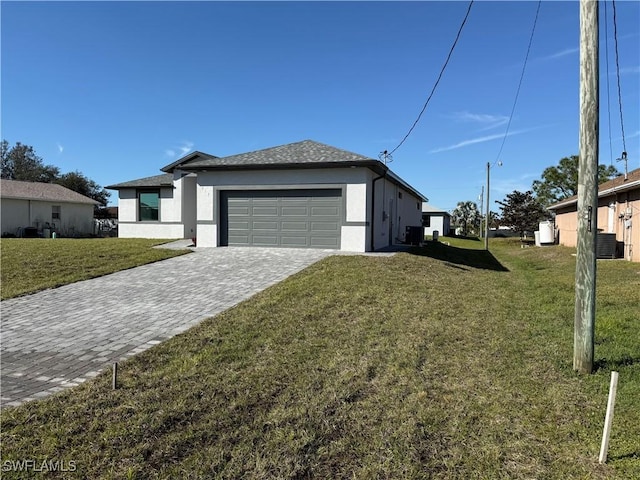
[2, 1, 639, 211]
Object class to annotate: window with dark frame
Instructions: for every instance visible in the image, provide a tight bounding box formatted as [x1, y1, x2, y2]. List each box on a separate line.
[139, 190, 160, 221]
[423, 214, 431, 227]
[52, 205, 61, 220]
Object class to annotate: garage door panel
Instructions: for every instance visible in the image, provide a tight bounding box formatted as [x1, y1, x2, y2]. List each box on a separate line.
[281, 236, 309, 247]
[310, 221, 339, 232]
[228, 221, 250, 230]
[311, 206, 340, 216]
[281, 221, 309, 232]
[311, 237, 340, 248]
[252, 235, 279, 246]
[253, 206, 278, 216]
[228, 206, 250, 215]
[252, 221, 279, 231]
[281, 206, 309, 216]
[221, 189, 342, 249]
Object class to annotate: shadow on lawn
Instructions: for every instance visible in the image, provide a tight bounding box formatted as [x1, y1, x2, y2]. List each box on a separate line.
[407, 242, 509, 272]
[594, 354, 640, 371]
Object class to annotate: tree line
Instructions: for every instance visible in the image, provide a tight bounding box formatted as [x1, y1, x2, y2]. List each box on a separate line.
[451, 155, 619, 237]
[1, 140, 110, 209]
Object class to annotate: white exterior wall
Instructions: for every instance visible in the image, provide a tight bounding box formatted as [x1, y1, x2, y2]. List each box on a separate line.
[1, 198, 94, 236]
[1, 198, 29, 236]
[196, 168, 370, 250]
[424, 216, 445, 237]
[370, 176, 423, 250]
[396, 186, 423, 242]
[118, 189, 137, 222]
[118, 222, 184, 238]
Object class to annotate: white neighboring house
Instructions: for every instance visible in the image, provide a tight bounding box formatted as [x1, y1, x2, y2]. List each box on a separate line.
[0, 179, 99, 237]
[106, 140, 428, 252]
[422, 203, 451, 237]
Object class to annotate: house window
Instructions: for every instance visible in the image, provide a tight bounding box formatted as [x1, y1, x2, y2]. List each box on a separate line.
[52, 205, 61, 220]
[139, 190, 160, 221]
[423, 214, 431, 227]
[398, 192, 403, 199]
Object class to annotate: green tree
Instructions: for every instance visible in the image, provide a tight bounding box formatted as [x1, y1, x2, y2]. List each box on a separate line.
[496, 190, 549, 237]
[532, 155, 619, 207]
[56, 171, 110, 207]
[451, 201, 481, 236]
[1, 140, 59, 182]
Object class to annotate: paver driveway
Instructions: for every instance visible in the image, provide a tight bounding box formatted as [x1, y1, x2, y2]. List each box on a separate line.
[1, 247, 336, 408]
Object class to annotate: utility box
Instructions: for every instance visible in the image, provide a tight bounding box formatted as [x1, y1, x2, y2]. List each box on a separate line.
[405, 226, 422, 245]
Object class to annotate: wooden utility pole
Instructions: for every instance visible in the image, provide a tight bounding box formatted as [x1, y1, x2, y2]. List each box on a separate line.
[574, 0, 599, 374]
[484, 162, 490, 250]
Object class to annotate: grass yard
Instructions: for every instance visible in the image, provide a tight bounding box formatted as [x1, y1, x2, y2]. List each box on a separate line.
[1, 238, 638, 479]
[0, 238, 190, 300]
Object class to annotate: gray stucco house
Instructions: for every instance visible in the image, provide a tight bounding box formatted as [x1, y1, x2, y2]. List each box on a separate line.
[107, 140, 428, 251]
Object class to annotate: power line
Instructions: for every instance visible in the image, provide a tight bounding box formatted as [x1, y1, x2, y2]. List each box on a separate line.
[612, 0, 627, 154]
[388, 0, 474, 156]
[493, 0, 542, 164]
[604, 1, 614, 166]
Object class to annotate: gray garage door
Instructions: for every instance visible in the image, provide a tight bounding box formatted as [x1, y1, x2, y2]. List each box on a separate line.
[220, 189, 342, 249]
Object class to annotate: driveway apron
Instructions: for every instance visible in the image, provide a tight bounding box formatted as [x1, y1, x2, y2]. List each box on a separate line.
[1, 247, 335, 408]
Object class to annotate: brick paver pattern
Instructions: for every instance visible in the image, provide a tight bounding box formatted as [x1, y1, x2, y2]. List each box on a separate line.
[1, 247, 337, 408]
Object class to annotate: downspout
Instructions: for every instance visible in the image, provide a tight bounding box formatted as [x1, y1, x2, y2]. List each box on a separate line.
[371, 171, 386, 252]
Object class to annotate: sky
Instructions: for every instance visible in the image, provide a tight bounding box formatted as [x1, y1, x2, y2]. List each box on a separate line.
[2, 1, 639, 211]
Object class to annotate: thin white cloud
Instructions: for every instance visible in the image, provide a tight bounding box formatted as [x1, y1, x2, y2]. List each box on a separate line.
[180, 141, 194, 155]
[626, 130, 640, 139]
[451, 111, 509, 131]
[165, 141, 195, 158]
[542, 47, 578, 61]
[57, 143, 64, 154]
[619, 66, 640, 75]
[429, 128, 531, 154]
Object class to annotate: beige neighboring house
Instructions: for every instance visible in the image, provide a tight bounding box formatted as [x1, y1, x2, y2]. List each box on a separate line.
[548, 168, 640, 262]
[1, 179, 99, 237]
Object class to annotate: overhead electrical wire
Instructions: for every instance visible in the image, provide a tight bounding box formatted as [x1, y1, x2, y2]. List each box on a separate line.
[388, 0, 474, 156]
[612, 0, 627, 155]
[604, 1, 614, 166]
[493, 0, 542, 165]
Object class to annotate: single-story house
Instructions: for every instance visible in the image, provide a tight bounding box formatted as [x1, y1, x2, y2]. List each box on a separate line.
[548, 167, 640, 262]
[422, 203, 451, 237]
[1, 179, 99, 237]
[106, 140, 428, 252]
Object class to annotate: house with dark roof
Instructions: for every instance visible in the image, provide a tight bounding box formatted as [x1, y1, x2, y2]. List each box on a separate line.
[1, 179, 99, 237]
[106, 140, 428, 251]
[548, 168, 640, 262]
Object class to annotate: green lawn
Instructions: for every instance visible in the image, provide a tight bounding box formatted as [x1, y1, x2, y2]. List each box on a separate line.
[0, 238, 190, 300]
[1, 238, 638, 479]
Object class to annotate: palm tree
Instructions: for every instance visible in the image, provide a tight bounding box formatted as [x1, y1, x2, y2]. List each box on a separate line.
[451, 201, 481, 236]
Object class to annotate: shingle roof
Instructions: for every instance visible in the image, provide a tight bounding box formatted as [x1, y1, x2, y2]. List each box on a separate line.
[0, 179, 99, 204]
[161, 140, 377, 171]
[105, 174, 174, 190]
[548, 168, 640, 210]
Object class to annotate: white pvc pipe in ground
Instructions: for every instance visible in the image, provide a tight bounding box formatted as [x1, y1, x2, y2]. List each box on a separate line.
[598, 371, 619, 464]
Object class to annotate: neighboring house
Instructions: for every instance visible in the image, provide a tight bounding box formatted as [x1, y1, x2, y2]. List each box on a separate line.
[1, 179, 99, 237]
[106, 140, 427, 251]
[422, 203, 451, 237]
[548, 168, 640, 262]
